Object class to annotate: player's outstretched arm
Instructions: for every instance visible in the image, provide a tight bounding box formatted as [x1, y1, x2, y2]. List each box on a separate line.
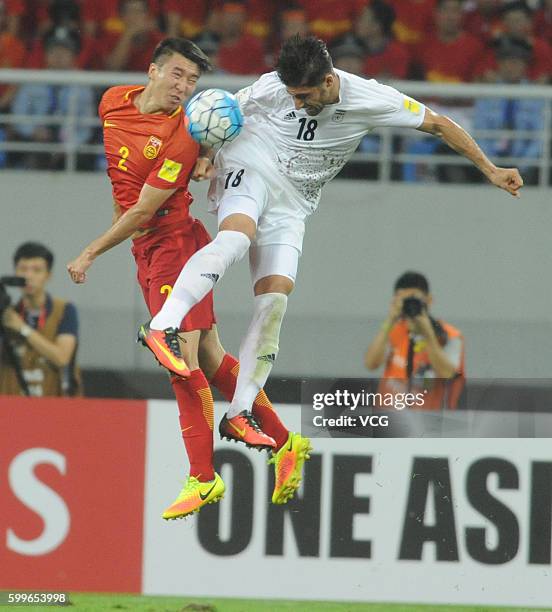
[67, 185, 175, 284]
[417, 107, 524, 197]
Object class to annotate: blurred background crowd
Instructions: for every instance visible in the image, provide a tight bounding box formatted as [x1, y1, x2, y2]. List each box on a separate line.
[2, 0, 552, 85]
[0, 0, 550, 180]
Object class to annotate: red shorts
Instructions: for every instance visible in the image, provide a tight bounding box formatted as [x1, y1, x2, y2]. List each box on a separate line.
[131, 220, 216, 332]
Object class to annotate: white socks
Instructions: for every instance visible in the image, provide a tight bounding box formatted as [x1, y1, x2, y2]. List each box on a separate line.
[226, 292, 288, 418]
[150, 230, 250, 330]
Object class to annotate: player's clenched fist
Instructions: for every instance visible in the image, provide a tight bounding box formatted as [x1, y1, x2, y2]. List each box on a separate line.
[67, 251, 93, 284]
[488, 167, 524, 197]
[191, 156, 215, 181]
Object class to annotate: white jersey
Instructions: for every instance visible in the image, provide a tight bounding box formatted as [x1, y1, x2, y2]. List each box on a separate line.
[229, 68, 426, 211]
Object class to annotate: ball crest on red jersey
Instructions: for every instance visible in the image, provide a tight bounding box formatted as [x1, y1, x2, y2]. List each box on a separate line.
[143, 135, 162, 159]
[185, 88, 243, 147]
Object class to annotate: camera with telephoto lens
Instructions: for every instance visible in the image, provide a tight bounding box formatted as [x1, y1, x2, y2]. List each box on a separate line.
[401, 296, 426, 318]
[0, 275, 30, 395]
[0, 276, 26, 317]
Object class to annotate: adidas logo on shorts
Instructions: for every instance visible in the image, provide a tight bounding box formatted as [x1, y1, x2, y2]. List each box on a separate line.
[284, 111, 297, 121]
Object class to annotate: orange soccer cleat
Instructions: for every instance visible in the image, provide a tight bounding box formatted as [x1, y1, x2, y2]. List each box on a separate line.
[219, 410, 277, 450]
[137, 320, 190, 378]
[269, 432, 312, 504]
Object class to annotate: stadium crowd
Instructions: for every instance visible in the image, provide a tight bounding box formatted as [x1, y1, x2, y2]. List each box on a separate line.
[2, 0, 551, 81]
[0, 0, 549, 180]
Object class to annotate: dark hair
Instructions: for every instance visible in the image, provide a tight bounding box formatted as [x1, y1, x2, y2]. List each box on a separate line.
[13, 242, 54, 271]
[152, 38, 212, 73]
[368, 0, 396, 37]
[43, 25, 81, 54]
[436, 0, 462, 7]
[394, 271, 430, 294]
[276, 35, 333, 87]
[49, 0, 80, 25]
[501, 1, 533, 17]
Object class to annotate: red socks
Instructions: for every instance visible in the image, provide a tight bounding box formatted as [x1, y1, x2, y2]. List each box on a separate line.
[171, 369, 215, 482]
[210, 354, 289, 449]
[171, 356, 288, 478]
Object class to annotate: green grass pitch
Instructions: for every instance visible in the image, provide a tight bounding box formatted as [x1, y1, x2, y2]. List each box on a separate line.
[2, 594, 551, 612]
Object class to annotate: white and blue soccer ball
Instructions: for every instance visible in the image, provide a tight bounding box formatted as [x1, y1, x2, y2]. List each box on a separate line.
[185, 88, 243, 147]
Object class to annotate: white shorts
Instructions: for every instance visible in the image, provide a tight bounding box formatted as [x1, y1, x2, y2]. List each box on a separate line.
[249, 243, 300, 285]
[208, 137, 307, 253]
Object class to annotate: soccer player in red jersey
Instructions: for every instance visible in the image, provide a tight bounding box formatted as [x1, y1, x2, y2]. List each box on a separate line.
[67, 38, 310, 517]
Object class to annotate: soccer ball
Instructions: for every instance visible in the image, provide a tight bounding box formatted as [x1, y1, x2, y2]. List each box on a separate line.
[185, 88, 243, 147]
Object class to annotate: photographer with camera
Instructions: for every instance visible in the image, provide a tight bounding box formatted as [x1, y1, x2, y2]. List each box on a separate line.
[0, 242, 81, 397]
[364, 271, 464, 410]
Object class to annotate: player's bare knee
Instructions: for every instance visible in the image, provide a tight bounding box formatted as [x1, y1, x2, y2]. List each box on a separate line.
[219, 213, 257, 241]
[254, 275, 294, 296]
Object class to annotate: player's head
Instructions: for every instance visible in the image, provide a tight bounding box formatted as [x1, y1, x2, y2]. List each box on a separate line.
[148, 38, 212, 112]
[13, 242, 54, 298]
[276, 35, 338, 116]
[394, 271, 432, 308]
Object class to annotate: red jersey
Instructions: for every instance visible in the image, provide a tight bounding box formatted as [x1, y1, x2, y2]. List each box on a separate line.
[218, 34, 268, 75]
[464, 7, 502, 45]
[5, 0, 24, 16]
[99, 85, 199, 230]
[419, 32, 484, 82]
[0, 32, 25, 68]
[163, 0, 208, 38]
[362, 40, 411, 80]
[298, 0, 367, 42]
[534, 9, 552, 42]
[388, 0, 437, 46]
[97, 30, 165, 72]
[85, 0, 160, 34]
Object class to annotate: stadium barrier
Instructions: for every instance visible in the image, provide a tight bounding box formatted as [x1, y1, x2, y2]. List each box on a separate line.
[1, 395, 551, 607]
[0, 68, 550, 184]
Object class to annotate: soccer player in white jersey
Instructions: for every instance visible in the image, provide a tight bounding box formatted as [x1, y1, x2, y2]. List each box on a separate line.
[141, 35, 523, 450]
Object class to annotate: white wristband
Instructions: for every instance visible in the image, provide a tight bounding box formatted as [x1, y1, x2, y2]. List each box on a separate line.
[20, 324, 32, 339]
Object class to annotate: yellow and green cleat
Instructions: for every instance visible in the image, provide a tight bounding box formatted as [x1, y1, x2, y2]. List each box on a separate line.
[162, 472, 225, 520]
[268, 432, 312, 505]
